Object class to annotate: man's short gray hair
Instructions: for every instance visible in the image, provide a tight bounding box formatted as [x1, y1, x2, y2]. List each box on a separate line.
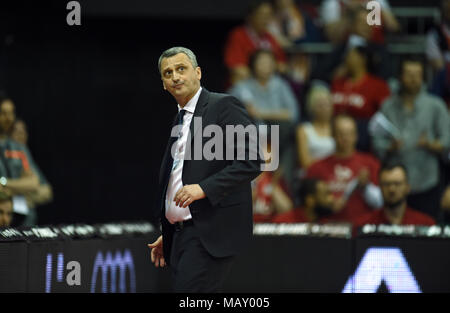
[158, 47, 199, 74]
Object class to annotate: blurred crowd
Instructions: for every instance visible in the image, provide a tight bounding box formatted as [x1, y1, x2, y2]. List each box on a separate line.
[0, 93, 53, 229]
[223, 0, 450, 228]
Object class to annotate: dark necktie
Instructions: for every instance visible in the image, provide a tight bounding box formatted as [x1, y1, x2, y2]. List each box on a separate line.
[160, 109, 186, 210]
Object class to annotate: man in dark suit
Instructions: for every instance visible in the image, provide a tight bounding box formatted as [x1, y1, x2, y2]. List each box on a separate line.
[148, 47, 262, 292]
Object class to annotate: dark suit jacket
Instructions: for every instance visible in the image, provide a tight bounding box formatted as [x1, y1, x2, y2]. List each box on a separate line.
[155, 88, 262, 265]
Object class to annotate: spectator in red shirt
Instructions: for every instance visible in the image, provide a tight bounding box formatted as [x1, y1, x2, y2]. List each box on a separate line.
[354, 163, 435, 228]
[252, 169, 294, 223]
[272, 178, 335, 223]
[224, 0, 287, 85]
[331, 45, 390, 151]
[306, 114, 383, 224]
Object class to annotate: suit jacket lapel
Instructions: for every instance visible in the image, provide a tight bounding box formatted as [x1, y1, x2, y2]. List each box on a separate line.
[182, 88, 209, 182]
[189, 88, 209, 140]
[159, 113, 181, 185]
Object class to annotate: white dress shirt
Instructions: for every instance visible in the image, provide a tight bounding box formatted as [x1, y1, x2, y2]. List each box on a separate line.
[165, 87, 202, 224]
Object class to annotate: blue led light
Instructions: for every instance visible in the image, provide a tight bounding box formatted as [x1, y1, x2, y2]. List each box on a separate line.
[90, 249, 136, 293]
[57, 253, 64, 282]
[45, 254, 52, 293]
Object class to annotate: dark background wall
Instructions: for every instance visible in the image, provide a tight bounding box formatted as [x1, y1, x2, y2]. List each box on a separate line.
[0, 1, 239, 225]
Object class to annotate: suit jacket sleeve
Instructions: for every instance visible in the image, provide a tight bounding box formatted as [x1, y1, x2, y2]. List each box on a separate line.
[198, 96, 263, 206]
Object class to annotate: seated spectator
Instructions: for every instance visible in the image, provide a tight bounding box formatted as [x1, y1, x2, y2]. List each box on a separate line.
[268, 0, 322, 47]
[296, 84, 335, 170]
[224, 0, 287, 85]
[355, 163, 435, 227]
[331, 44, 390, 151]
[229, 49, 299, 123]
[252, 168, 294, 223]
[229, 49, 299, 187]
[427, 0, 450, 108]
[0, 96, 40, 227]
[0, 193, 13, 228]
[371, 57, 450, 221]
[268, 0, 319, 112]
[313, 7, 392, 82]
[320, 0, 400, 45]
[306, 114, 383, 224]
[10, 118, 53, 226]
[272, 177, 335, 223]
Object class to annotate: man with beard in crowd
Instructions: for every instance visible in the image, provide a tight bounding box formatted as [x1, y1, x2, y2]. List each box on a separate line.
[355, 163, 435, 227]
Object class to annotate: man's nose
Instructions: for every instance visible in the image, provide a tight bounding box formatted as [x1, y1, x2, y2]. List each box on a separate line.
[388, 186, 397, 193]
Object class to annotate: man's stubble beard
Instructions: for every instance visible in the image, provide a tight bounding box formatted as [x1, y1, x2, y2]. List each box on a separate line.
[384, 197, 407, 211]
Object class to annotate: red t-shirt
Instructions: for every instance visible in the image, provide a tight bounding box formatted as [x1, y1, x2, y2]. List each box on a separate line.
[354, 207, 436, 227]
[272, 208, 310, 223]
[306, 152, 380, 223]
[224, 26, 287, 69]
[331, 74, 390, 119]
[253, 172, 292, 223]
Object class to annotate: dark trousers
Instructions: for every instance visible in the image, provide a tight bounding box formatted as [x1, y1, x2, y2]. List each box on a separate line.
[169, 224, 234, 293]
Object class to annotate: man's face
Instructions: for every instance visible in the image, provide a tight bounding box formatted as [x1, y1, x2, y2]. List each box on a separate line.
[345, 48, 365, 72]
[401, 62, 423, 94]
[249, 3, 273, 34]
[11, 120, 28, 145]
[333, 117, 357, 153]
[380, 167, 410, 209]
[160, 53, 201, 104]
[312, 93, 333, 122]
[0, 100, 16, 134]
[314, 181, 334, 210]
[0, 200, 13, 228]
[253, 52, 276, 81]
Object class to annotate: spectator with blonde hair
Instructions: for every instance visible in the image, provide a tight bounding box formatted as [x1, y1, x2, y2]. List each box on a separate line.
[296, 84, 335, 170]
[224, 0, 287, 85]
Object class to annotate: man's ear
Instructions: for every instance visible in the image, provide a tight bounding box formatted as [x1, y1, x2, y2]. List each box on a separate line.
[196, 67, 202, 80]
[162, 79, 167, 90]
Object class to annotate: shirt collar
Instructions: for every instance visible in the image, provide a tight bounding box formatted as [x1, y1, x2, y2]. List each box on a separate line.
[178, 86, 202, 114]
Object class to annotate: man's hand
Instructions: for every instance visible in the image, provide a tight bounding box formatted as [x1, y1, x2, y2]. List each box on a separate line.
[246, 104, 261, 120]
[0, 185, 12, 197]
[148, 235, 165, 268]
[417, 133, 429, 149]
[173, 184, 206, 208]
[417, 133, 444, 154]
[441, 187, 450, 211]
[357, 168, 370, 188]
[332, 196, 346, 214]
[389, 138, 403, 152]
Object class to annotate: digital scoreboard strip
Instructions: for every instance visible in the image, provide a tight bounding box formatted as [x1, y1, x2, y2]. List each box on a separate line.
[0, 222, 449, 292]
